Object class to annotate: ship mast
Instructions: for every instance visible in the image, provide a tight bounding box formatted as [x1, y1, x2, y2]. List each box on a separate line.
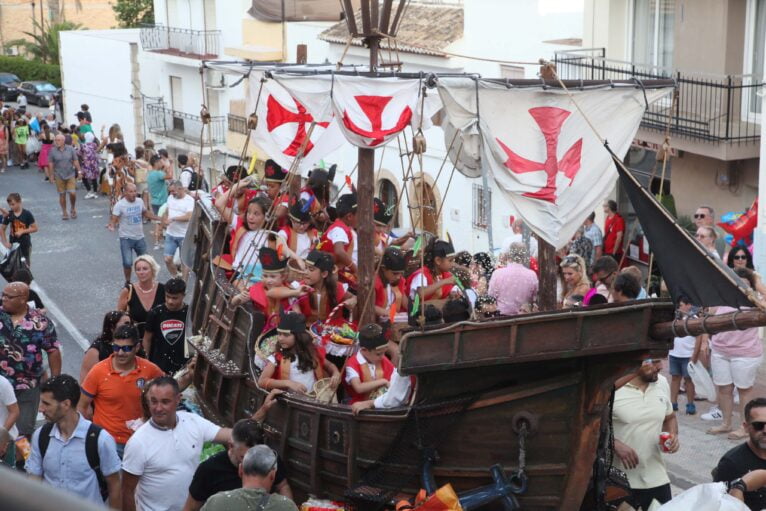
[341, 0, 407, 326]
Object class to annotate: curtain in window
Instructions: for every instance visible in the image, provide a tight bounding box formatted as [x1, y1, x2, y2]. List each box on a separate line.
[632, 0, 674, 69]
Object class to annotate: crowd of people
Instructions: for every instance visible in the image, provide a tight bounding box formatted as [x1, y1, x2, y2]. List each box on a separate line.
[0, 101, 764, 511]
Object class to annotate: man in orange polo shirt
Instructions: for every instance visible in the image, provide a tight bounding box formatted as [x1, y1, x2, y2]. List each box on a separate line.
[78, 324, 163, 458]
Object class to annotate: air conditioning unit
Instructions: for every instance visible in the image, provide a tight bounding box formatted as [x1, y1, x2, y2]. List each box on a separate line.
[206, 69, 226, 89]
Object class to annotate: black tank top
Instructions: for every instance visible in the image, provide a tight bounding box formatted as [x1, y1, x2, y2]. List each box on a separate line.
[127, 283, 165, 336]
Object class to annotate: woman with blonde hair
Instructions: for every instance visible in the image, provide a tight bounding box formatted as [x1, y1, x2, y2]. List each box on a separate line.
[559, 254, 590, 306]
[117, 254, 165, 337]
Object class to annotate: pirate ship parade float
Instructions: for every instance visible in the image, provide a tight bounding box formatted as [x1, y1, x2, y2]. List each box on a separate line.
[184, 2, 766, 510]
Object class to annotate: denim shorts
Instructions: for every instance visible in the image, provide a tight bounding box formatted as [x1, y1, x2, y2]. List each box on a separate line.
[164, 234, 184, 258]
[120, 237, 147, 268]
[668, 355, 690, 378]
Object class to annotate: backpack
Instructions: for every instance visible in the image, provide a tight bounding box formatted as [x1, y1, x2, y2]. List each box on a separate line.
[182, 167, 209, 192]
[39, 422, 109, 501]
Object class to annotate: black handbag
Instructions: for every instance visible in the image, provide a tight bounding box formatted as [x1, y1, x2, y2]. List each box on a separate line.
[0, 245, 31, 282]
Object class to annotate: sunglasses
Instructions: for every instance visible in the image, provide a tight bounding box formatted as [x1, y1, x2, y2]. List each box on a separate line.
[112, 343, 136, 353]
[642, 358, 661, 365]
[751, 421, 766, 431]
[733, 255, 748, 261]
[693, 214, 707, 219]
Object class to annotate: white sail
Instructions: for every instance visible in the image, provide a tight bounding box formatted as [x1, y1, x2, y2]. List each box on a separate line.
[438, 78, 673, 248]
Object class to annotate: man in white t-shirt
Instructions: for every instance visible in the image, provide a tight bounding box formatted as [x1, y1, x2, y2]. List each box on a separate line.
[122, 377, 231, 511]
[108, 183, 160, 283]
[500, 218, 538, 260]
[162, 180, 195, 280]
[0, 375, 19, 466]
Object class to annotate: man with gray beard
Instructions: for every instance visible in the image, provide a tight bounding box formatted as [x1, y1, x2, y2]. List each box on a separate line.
[714, 398, 766, 510]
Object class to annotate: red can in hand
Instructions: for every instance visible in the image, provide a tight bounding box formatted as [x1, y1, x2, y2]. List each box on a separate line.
[659, 431, 672, 452]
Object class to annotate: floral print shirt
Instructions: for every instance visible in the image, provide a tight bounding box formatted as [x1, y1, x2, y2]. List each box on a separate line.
[77, 141, 101, 180]
[0, 307, 60, 390]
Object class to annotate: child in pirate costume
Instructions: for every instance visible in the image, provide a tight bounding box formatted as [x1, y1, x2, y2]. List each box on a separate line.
[277, 198, 318, 260]
[373, 197, 412, 256]
[300, 165, 336, 228]
[343, 324, 395, 405]
[296, 250, 356, 324]
[258, 312, 341, 394]
[214, 179, 304, 285]
[231, 247, 309, 333]
[261, 159, 290, 228]
[406, 238, 459, 303]
[350, 324, 414, 415]
[319, 193, 358, 285]
[374, 247, 408, 319]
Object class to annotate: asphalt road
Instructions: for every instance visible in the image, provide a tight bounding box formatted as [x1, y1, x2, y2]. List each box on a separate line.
[1, 161, 176, 378]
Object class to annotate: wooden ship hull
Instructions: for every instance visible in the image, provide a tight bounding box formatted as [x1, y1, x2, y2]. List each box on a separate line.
[187, 201, 679, 510]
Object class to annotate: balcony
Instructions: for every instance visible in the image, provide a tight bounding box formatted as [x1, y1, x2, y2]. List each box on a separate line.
[553, 48, 764, 147]
[227, 114, 248, 135]
[140, 24, 220, 60]
[145, 103, 225, 146]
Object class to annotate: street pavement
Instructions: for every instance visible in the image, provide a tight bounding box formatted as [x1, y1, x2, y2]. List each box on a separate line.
[1, 161, 176, 378]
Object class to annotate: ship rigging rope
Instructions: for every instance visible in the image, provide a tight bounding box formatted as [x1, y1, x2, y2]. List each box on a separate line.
[357, 86, 455, 324]
[232, 120, 317, 284]
[544, 61, 765, 310]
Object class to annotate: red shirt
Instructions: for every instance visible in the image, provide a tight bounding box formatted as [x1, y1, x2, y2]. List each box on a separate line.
[604, 213, 625, 255]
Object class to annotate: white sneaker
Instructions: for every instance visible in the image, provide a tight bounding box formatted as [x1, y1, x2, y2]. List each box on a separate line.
[701, 406, 723, 421]
[84, 192, 93, 199]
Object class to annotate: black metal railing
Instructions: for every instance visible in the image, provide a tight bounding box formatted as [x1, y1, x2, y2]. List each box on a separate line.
[227, 114, 248, 135]
[145, 103, 226, 145]
[553, 48, 764, 144]
[140, 24, 220, 58]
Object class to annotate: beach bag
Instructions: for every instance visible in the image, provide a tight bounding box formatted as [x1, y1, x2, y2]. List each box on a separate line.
[656, 482, 747, 510]
[688, 360, 717, 402]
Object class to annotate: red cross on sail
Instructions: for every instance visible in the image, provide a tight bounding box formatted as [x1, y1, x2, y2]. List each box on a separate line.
[342, 95, 412, 147]
[266, 95, 330, 157]
[250, 75, 344, 174]
[436, 80, 670, 248]
[496, 107, 582, 204]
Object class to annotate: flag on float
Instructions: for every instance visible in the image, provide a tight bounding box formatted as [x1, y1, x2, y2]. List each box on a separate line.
[438, 78, 672, 248]
[273, 75, 426, 149]
[248, 73, 345, 175]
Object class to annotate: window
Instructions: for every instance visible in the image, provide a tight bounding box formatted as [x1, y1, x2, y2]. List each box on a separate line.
[377, 178, 400, 228]
[631, 0, 674, 69]
[472, 184, 491, 231]
[744, 0, 766, 117]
